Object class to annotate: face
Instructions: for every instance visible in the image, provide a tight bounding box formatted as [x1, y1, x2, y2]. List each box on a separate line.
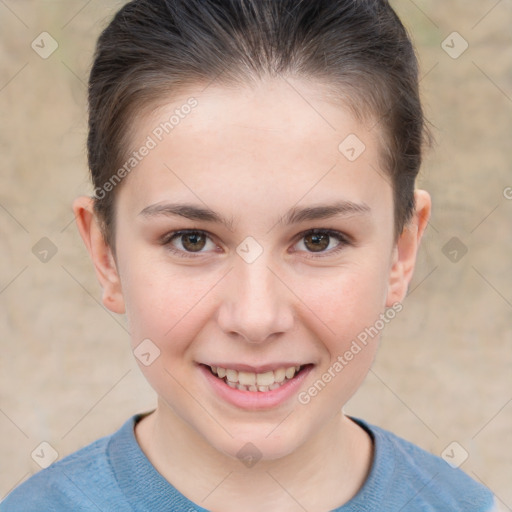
[82, 78, 420, 461]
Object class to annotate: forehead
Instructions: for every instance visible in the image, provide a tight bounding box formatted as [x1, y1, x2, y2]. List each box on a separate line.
[117, 77, 391, 223]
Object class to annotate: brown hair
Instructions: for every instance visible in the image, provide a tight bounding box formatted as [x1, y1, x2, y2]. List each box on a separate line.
[87, 0, 431, 252]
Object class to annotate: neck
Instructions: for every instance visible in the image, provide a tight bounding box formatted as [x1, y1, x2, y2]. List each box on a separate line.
[135, 400, 373, 512]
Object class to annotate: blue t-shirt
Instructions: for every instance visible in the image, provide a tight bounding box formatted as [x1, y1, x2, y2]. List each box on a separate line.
[0, 413, 497, 511]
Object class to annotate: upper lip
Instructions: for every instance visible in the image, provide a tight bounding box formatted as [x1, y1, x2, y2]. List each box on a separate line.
[200, 362, 310, 373]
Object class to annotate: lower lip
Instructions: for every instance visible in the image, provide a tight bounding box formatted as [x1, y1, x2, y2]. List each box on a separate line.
[199, 364, 314, 410]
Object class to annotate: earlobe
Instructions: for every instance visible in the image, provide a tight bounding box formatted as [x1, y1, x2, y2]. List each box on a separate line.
[386, 190, 431, 306]
[72, 196, 126, 314]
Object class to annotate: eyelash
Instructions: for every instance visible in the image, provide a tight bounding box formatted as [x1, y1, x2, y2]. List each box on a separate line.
[159, 228, 352, 259]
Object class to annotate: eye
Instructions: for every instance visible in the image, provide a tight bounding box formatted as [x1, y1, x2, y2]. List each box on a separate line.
[160, 228, 351, 259]
[160, 230, 218, 258]
[292, 228, 351, 257]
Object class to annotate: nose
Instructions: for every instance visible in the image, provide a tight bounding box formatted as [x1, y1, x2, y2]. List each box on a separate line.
[216, 256, 295, 344]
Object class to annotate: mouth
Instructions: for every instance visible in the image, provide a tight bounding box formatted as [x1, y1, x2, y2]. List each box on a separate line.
[201, 363, 313, 393]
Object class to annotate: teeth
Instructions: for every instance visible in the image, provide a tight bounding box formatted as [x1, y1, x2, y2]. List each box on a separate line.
[285, 367, 295, 379]
[274, 368, 286, 383]
[226, 369, 238, 382]
[256, 371, 274, 386]
[238, 371, 256, 386]
[209, 364, 302, 391]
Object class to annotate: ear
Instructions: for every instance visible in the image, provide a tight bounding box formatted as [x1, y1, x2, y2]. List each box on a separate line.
[72, 196, 126, 314]
[386, 190, 431, 306]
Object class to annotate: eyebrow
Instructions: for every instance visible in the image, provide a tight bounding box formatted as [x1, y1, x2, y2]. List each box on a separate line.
[138, 200, 371, 230]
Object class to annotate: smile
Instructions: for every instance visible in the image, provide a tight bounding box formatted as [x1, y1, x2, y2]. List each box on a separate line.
[206, 364, 310, 392]
[199, 362, 314, 409]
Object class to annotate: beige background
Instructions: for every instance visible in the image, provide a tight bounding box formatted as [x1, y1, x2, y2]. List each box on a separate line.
[1, 0, 511, 507]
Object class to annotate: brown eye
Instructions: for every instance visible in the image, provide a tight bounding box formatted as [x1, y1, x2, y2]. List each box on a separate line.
[161, 230, 216, 257]
[180, 232, 207, 252]
[303, 232, 330, 252]
[293, 229, 351, 257]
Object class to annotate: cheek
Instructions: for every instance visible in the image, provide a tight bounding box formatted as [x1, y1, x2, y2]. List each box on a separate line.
[121, 256, 222, 353]
[295, 265, 386, 411]
[299, 257, 391, 340]
[122, 265, 218, 396]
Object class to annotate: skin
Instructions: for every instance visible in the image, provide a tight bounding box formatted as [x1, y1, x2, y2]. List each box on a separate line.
[73, 77, 431, 511]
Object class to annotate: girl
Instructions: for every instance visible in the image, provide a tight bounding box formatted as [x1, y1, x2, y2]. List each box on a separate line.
[1, 0, 500, 510]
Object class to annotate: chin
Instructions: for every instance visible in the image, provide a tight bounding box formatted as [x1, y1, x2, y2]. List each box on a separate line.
[206, 423, 306, 464]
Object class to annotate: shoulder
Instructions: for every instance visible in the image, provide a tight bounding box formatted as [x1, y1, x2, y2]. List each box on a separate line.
[0, 418, 135, 512]
[354, 418, 496, 511]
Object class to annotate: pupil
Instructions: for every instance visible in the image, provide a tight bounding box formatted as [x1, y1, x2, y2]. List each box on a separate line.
[306, 233, 328, 252]
[183, 233, 206, 251]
